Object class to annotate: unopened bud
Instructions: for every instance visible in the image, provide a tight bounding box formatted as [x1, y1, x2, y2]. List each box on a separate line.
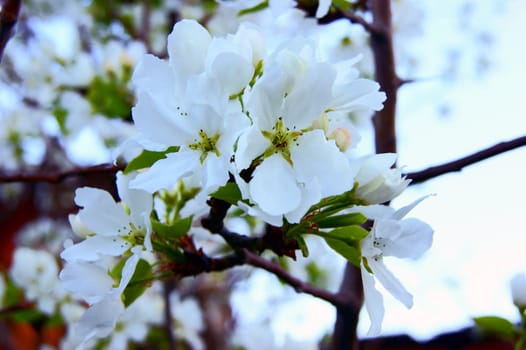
[329, 127, 351, 152]
[511, 273, 526, 308]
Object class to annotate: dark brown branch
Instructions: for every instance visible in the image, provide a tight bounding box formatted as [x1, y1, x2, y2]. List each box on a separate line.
[370, 2, 399, 155]
[333, 2, 400, 349]
[242, 249, 348, 307]
[0, 163, 125, 183]
[0, 0, 21, 62]
[406, 135, 526, 185]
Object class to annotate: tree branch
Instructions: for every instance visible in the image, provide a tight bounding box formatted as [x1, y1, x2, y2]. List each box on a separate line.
[242, 249, 348, 307]
[333, 1, 400, 349]
[0, 163, 125, 183]
[406, 135, 526, 185]
[0, 0, 21, 62]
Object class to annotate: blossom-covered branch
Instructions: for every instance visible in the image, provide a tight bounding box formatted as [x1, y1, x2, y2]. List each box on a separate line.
[407, 135, 526, 185]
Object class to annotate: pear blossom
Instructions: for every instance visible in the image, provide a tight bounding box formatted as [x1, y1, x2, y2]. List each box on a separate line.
[129, 19, 257, 195]
[10, 247, 64, 314]
[234, 41, 384, 224]
[68, 251, 141, 348]
[350, 198, 433, 335]
[353, 153, 410, 204]
[60, 171, 153, 263]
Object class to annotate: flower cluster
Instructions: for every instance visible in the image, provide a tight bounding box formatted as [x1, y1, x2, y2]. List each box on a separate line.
[55, 19, 432, 340]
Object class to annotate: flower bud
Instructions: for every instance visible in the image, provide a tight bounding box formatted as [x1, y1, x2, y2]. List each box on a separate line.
[68, 213, 91, 238]
[511, 273, 526, 308]
[329, 127, 351, 152]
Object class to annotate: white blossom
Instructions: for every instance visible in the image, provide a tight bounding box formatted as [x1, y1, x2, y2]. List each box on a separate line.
[350, 197, 433, 335]
[354, 153, 410, 204]
[10, 247, 63, 315]
[61, 171, 153, 263]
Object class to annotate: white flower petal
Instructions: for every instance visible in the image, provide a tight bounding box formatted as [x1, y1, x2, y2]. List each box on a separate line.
[132, 91, 191, 147]
[132, 54, 175, 106]
[60, 236, 131, 262]
[116, 172, 152, 228]
[282, 63, 335, 129]
[393, 195, 433, 220]
[361, 265, 385, 336]
[73, 296, 125, 347]
[130, 151, 200, 193]
[368, 259, 413, 309]
[249, 154, 301, 216]
[382, 218, 433, 259]
[355, 153, 398, 186]
[116, 252, 141, 295]
[291, 130, 354, 197]
[235, 126, 269, 171]
[167, 19, 211, 87]
[75, 187, 130, 236]
[332, 79, 386, 112]
[347, 204, 394, 220]
[60, 262, 113, 304]
[211, 52, 253, 96]
[284, 178, 322, 223]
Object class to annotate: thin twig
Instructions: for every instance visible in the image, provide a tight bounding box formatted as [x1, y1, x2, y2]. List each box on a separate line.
[406, 135, 526, 185]
[0, 163, 125, 183]
[242, 249, 346, 307]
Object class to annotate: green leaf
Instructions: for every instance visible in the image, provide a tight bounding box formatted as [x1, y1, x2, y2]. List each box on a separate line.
[122, 259, 153, 307]
[10, 309, 44, 323]
[124, 146, 179, 174]
[322, 225, 369, 244]
[238, 0, 269, 16]
[324, 238, 361, 267]
[152, 216, 192, 241]
[210, 182, 242, 205]
[305, 262, 327, 288]
[317, 213, 367, 228]
[296, 234, 309, 257]
[473, 316, 516, 341]
[87, 74, 134, 119]
[52, 106, 68, 134]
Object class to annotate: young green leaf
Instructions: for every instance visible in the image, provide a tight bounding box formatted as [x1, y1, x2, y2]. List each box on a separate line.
[122, 259, 153, 307]
[324, 238, 361, 267]
[124, 146, 179, 174]
[473, 315, 516, 341]
[210, 182, 242, 205]
[317, 212, 367, 228]
[152, 216, 192, 240]
[321, 225, 369, 244]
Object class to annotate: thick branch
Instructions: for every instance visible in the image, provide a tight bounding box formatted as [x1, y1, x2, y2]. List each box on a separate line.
[370, 2, 399, 155]
[0, 0, 21, 62]
[0, 163, 125, 183]
[406, 135, 526, 185]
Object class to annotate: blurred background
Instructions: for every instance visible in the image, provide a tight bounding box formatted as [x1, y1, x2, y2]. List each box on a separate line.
[1, 0, 525, 349]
